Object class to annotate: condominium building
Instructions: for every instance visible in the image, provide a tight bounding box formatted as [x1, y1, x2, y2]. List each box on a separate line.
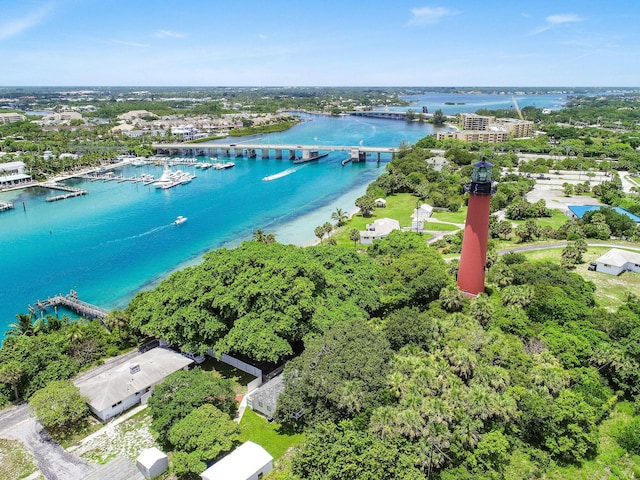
[459, 113, 493, 131]
[499, 118, 534, 138]
[0, 112, 26, 124]
[437, 130, 510, 143]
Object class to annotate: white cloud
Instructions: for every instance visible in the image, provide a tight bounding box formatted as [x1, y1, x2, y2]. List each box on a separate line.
[408, 6, 460, 26]
[152, 30, 186, 39]
[547, 14, 584, 25]
[529, 12, 585, 36]
[113, 40, 150, 48]
[0, 4, 54, 40]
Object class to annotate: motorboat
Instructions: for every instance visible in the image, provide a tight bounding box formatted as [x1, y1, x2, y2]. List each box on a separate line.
[214, 161, 235, 170]
[173, 216, 187, 225]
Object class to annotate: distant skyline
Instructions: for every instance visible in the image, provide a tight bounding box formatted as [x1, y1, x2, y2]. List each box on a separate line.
[1, 0, 638, 87]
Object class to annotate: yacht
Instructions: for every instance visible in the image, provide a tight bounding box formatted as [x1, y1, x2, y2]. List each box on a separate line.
[173, 216, 187, 225]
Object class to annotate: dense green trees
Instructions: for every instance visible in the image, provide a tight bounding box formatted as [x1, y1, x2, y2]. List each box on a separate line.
[276, 319, 393, 430]
[147, 368, 237, 447]
[0, 318, 119, 402]
[168, 404, 240, 476]
[29, 380, 89, 434]
[127, 242, 381, 362]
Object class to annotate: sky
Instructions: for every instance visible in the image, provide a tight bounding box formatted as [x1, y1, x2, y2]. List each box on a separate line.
[0, 0, 638, 87]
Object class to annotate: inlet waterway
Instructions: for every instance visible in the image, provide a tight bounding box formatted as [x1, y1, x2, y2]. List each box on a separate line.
[0, 93, 567, 336]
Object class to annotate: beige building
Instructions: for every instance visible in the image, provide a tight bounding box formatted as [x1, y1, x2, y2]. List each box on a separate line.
[459, 113, 493, 131]
[437, 130, 510, 143]
[0, 112, 26, 124]
[499, 118, 534, 138]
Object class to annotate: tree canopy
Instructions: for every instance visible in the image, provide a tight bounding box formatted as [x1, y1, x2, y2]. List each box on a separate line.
[127, 242, 381, 362]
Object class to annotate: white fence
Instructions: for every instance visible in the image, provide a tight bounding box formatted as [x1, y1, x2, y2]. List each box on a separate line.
[207, 348, 263, 378]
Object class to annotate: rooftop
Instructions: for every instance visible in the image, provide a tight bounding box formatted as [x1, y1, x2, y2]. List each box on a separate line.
[567, 205, 640, 223]
[74, 348, 193, 412]
[200, 441, 272, 480]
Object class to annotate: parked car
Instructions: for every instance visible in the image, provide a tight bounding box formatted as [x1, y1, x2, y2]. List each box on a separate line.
[588, 263, 597, 271]
[537, 174, 551, 180]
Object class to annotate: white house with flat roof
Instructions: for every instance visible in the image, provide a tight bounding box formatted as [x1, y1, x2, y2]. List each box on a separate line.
[74, 348, 193, 422]
[0, 161, 31, 187]
[200, 441, 273, 480]
[360, 218, 400, 244]
[591, 248, 640, 276]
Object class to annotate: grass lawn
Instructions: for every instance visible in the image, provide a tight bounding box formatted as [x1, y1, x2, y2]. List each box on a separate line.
[516, 246, 640, 311]
[543, 402, 640, 480]
[239, 408, 304, 461]
[331, 193, 426, 247]
[511, 209, 569, 230]
[200, 357, 258, 395]
[0, 438, 39, 480]
[432, 208, 467, 224]
[422, 221, 462, 232]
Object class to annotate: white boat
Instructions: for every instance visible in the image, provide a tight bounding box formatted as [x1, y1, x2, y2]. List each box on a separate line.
[215, 161, 235, 170]
[153, 167, 174, 188]
[173, 216, 187, 225]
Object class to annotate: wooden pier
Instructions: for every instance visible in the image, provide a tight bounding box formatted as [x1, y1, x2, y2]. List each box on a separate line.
[29, 290, 109, 321]
[0, 201, 14, 212]
[43, 182, 88, 202]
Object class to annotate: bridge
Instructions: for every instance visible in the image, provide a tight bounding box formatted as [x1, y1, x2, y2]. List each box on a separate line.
[29, 290, 109, 321]
[349, 111, 433, 120]
[152, 142, 399, 163]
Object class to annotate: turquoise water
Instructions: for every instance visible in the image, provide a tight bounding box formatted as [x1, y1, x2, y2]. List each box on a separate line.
[0, 114, 435, 334]
[396, 92, 568, 114]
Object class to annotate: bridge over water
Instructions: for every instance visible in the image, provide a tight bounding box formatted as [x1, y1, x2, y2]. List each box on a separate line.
[152, 142, 399, 163]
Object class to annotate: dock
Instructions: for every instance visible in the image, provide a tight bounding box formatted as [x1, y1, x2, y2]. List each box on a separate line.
[0, 201, 14, 212]
[29, 290, 109, 321]
[43, 182, 88, 202]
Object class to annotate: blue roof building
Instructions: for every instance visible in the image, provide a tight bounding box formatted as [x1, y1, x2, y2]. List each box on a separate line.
[566, 205, 640, 223]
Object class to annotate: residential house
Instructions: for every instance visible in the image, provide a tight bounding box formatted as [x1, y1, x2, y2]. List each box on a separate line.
[591, 248, 640, 276]
[74, 347, 193, 422]
[359, 218, 401, 244]
[246, 375, 284, 419]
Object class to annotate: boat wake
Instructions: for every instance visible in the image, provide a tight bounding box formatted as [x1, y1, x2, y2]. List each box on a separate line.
[262, 166, 303, 181]
[102, 224, 171, 245]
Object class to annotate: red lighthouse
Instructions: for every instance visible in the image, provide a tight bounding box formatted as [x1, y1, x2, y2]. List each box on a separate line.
[457, 158, 498, 296]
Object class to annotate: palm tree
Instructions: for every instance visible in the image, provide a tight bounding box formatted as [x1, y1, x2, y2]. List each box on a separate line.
[252, 229, 276, 244]
[331, 207, 349, 227]
[6, 313, 34, 337]
[349, 228, 360, 247]
[252, 229, 266, 242]
[439, 285, 464, 313]
[104, 310, 129, 342]
[500, 284, 534, 308]
[470, 294, 493, 326]
[0, 362, 23, 401]
[314, 225, 325, 245]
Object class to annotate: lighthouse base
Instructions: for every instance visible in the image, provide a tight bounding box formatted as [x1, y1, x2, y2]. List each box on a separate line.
[457, 194, 491, 296]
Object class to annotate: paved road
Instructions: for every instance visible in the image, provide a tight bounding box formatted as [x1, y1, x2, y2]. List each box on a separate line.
[0, 403, 96, 480]
[0, 348, 145, 480]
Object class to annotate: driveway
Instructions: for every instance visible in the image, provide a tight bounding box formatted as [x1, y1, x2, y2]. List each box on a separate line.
[0, 349, 145, 480]
[0, 403, 96, 480]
